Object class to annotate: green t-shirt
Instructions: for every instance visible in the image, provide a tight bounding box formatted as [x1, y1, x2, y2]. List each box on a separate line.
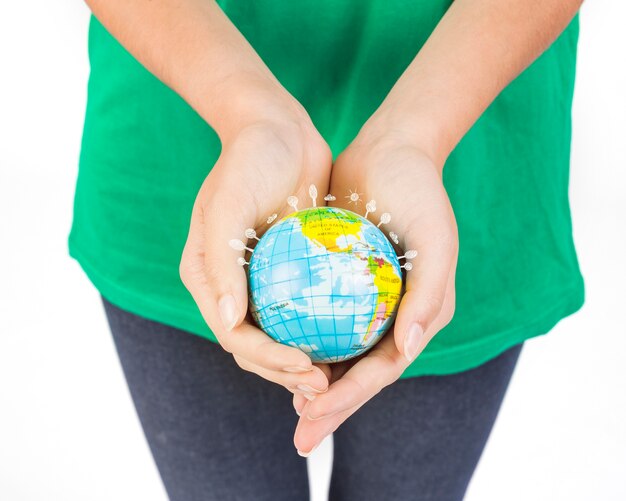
[69, 1, 584, 378]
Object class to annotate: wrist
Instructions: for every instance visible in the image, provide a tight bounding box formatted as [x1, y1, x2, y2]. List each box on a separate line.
[359, 100, 454, 171]
[194, 70, 312, 144]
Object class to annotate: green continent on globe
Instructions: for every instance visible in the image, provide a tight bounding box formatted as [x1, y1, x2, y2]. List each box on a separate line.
[248, 206, 403, 363]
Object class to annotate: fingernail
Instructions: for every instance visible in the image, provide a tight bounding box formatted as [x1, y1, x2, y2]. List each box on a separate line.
[303, 393, 316, 401]
[295, 408, 301, 416]
[297, 443, 319, 457]
[218, 294, 238, 331]
[283, 366, 313, 373]
[297, 384, 325, 394]
[404, 322, 424, 362]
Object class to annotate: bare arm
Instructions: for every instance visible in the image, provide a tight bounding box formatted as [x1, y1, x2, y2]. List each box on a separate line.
[365, 0, 584, 167]
[85, 0, 306, 140]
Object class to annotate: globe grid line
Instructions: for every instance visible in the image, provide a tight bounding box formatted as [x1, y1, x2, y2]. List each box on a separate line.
[273, 216, 306, 352]
[318, 207, 340, 362]
[346, 209, 358, 359]
[310, 208, 337, 361]
[284, 208, 310, 357]
[250, 246, 398, 275]
[258, 214, 292, 348]
[248, 206, 403, 363]
[323, 211, 340, 360]
[253, 290, 384, 303]
[295, 207, 333, 362]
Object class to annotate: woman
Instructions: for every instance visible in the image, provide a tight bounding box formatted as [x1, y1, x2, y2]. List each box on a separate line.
[69, 0, 585, 499]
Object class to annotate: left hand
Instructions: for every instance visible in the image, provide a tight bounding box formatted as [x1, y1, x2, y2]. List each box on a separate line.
[292, 123, 459, 455]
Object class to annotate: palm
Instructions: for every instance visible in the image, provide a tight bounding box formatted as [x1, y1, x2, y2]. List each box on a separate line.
[211, 124, 332, 238]
[330, 144, 451, 242]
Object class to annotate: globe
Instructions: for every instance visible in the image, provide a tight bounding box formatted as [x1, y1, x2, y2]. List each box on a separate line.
[248, 206, 403, 363]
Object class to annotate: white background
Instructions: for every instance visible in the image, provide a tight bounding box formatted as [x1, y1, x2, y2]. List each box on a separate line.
[1, 1, 624, 500]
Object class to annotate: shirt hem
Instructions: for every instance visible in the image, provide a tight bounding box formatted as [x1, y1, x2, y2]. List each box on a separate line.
[400, 283, 584, 378]
[68, 236, 584, 379]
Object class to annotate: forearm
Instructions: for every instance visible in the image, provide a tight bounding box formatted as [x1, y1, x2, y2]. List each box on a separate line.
[365, 0, 583, 167]
[85, 0, 305, 140]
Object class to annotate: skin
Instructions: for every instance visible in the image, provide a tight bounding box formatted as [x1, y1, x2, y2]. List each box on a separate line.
[85, 0, 583, 456]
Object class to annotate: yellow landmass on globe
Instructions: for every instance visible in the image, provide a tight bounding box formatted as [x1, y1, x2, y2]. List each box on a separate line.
[297, 208, 363, 252]
[293, 207, 401, 345]
[363, 255, 402, 343]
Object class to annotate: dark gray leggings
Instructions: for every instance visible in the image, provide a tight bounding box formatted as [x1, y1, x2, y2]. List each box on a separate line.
[102, 295, 522, 501]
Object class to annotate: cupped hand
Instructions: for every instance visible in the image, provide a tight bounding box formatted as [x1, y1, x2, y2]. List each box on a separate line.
[292, 127, 459, 455]
[180, 105, 333, 398]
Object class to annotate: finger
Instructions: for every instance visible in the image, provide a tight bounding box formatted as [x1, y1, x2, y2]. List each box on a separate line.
[204, 186, 254, 332]
[393, 215, 458, 362]
[294, 401, 365, 455]
[293, 362, 334, 415]
[181, 198, 317, 371]
[316, 362, 334, 381]
[305, 333, 405, 419]
[234, 355, 330, 394]
[180, 181, 251, 338]
[293, 394, 307, 416]
[293, 335, 406, 453]
[222, 319, 320, 373]
[407, 268, 457, 360]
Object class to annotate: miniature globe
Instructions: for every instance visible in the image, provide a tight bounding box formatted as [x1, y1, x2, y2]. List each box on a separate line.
[248, 206, 403, 363]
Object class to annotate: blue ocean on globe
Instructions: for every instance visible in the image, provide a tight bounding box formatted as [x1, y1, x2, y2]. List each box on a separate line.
[248, 206, 403, 363]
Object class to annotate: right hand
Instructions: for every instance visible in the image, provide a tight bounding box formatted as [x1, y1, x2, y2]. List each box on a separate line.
[180, 100, 333, 398]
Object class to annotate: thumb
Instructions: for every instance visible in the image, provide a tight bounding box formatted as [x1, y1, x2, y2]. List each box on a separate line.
[393, 232, 458, 362]
[180, 192, 252, 336]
